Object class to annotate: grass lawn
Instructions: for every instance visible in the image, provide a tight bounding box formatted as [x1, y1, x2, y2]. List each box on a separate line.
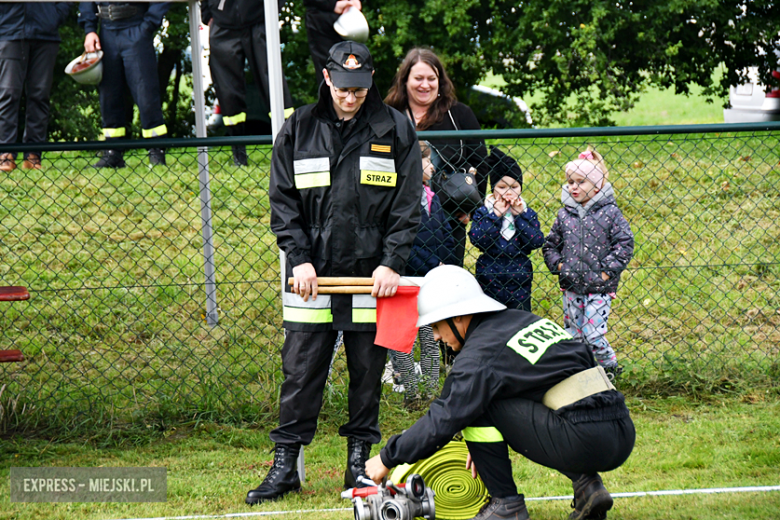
[1, 396, 778, 520]
[481, 71, 726, 126]
[0, 79, 777, 520]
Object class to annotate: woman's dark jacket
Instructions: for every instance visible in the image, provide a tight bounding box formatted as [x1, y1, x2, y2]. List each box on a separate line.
[423, 102, 489, 202]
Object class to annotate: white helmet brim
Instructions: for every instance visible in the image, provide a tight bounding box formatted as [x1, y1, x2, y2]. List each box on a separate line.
[415, 265, 507, 327]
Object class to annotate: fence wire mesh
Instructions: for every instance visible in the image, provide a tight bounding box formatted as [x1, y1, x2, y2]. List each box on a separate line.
[1, 126, 778, 427]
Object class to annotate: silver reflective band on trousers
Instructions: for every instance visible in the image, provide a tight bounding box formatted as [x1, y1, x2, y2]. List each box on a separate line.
[542, 366, 616, 410]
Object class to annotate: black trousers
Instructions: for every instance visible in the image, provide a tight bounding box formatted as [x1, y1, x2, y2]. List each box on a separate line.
[448, 218, 467, 267]
[270, 330, 387, 446]
[99, 24, 166, 137]
[466, 398, 635, 498]
[0, 39, 59, 158]
[208, 21, 293, 132]
[304, 9, 342, 86]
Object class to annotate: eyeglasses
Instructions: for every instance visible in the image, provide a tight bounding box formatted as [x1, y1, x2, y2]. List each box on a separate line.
[333, 87, 369, 99]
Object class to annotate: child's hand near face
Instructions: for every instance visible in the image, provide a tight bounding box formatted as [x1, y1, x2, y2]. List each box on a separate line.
[493, 195, 509, 217]
[507, 195, 525, 216]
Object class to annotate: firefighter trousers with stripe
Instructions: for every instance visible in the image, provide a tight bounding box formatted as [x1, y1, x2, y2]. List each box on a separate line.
[269, 329, 387, 446]
[208, 21, 293, 133]
[99, 24, 166, 139]
[464, 397, 635, 498]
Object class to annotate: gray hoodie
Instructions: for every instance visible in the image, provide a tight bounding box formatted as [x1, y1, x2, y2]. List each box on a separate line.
[543, 182, 634, 294]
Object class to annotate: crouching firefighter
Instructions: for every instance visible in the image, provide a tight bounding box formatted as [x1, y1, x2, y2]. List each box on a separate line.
[365, 265, 636, 520]
[247, 41, 422, 505]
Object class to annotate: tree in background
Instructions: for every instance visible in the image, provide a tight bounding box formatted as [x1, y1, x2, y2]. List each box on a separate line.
[479, 0, 780, 126]
[45, 1, 780, 138]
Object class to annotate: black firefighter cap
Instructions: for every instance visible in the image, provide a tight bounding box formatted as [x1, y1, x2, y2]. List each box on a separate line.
[326, 41, 374, 89]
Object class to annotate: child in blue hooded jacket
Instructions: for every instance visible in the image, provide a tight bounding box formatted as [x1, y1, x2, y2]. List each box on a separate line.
[469, 147, 544, 311]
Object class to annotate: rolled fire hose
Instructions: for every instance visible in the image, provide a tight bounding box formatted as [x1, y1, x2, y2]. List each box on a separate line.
[390, 440, 489, 520]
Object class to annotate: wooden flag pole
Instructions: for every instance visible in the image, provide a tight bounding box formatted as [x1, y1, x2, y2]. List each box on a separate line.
[287, 277, 373, 286]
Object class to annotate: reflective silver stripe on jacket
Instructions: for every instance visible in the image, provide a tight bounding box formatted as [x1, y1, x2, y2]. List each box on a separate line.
[359, 156, 396, 173]
[293, 157, 331, 189]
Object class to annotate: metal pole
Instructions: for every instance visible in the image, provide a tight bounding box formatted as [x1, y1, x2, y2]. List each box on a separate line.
[189, 0, 219, 326]
[264, 0, 285, 137]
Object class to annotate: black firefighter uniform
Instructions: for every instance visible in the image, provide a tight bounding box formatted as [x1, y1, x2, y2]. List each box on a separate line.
[268, 81, 422, 445]
[78, 2, 169, 139]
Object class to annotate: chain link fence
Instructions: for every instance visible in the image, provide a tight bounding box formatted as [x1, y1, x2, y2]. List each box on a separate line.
[1, 124, 778, 429]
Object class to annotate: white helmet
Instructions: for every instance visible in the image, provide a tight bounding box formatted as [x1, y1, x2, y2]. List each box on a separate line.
[333, 7, 369, 43]
[65, 51, 103, 85]
[416, 266, 506, 327]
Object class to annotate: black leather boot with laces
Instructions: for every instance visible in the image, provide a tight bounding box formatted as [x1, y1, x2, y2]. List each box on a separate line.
[471, 495, 529, 520]
[344, 437, 372, 489]
[569, 474, 613, 520]
[245, 444, 301, 505]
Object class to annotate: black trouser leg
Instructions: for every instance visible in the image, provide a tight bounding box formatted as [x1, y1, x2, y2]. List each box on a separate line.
[247, 22, 293, 110]
[120, 25, 166, 136]
[209, 23, 248, 125]
[270, 330, 339, 445]
[449, 219, 467, 267]
[304, 10, 343, 86]
[338, 331, 387, 444]
[465, 439, 518, 498]
[486, 398, 635, 479]
[0, 40, 25, 149]
[21, 40, 58, 158]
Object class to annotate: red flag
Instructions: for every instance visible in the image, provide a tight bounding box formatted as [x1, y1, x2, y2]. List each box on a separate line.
[375, 286, 420, 353]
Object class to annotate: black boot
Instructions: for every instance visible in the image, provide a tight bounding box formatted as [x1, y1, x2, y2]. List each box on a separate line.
[471, 495, 529, 520]
[149, 148, 166, 166]
[344, 437, 372, 489]
[245, 444, 301, 505]
[569, 474, 613, 520]
[93, 150, 125, 169]
[232, 145, 248, 166]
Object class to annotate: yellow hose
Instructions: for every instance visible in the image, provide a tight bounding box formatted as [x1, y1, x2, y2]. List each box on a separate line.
[390, 440, 489, 520]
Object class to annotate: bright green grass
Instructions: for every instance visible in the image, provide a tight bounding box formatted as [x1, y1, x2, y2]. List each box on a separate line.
[481, 72, 726, 126]
[0, 396, 778, 520]
[0, 133, 779, 434]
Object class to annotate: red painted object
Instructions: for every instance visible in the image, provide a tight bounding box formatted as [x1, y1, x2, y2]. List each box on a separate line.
[0, 350, 24, 363]
[0, 286, 29, 302]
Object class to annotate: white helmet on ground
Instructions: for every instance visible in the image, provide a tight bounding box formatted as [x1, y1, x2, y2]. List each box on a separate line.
[416, 265, 506, 327]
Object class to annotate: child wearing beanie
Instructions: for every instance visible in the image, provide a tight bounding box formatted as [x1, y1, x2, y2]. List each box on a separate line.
[468, 146, 544, 311]
[543, 148, 634, 380]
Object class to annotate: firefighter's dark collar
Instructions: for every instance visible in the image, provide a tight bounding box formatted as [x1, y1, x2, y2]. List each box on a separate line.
[462, 313, 489, 346]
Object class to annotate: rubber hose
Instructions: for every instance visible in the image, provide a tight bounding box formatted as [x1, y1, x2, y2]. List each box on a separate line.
[390, 440, 489, 520]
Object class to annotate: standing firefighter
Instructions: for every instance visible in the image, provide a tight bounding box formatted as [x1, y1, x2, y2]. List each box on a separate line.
[366, 265, 636, 520]
[79, 1, 170, 168]
[249, 41, 421, 504]
[200, 0, 294, 166]
[0, 2, 71, 172]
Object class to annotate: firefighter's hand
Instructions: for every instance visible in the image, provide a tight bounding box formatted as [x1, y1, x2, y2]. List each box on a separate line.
[334, 0, 361, 14]
[85, 32, 101, 53]
[466, 452, 478, 479]
[292, 263, 318, 302]
[372, 266, 400, 298]
[365, 455, 390, 484]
